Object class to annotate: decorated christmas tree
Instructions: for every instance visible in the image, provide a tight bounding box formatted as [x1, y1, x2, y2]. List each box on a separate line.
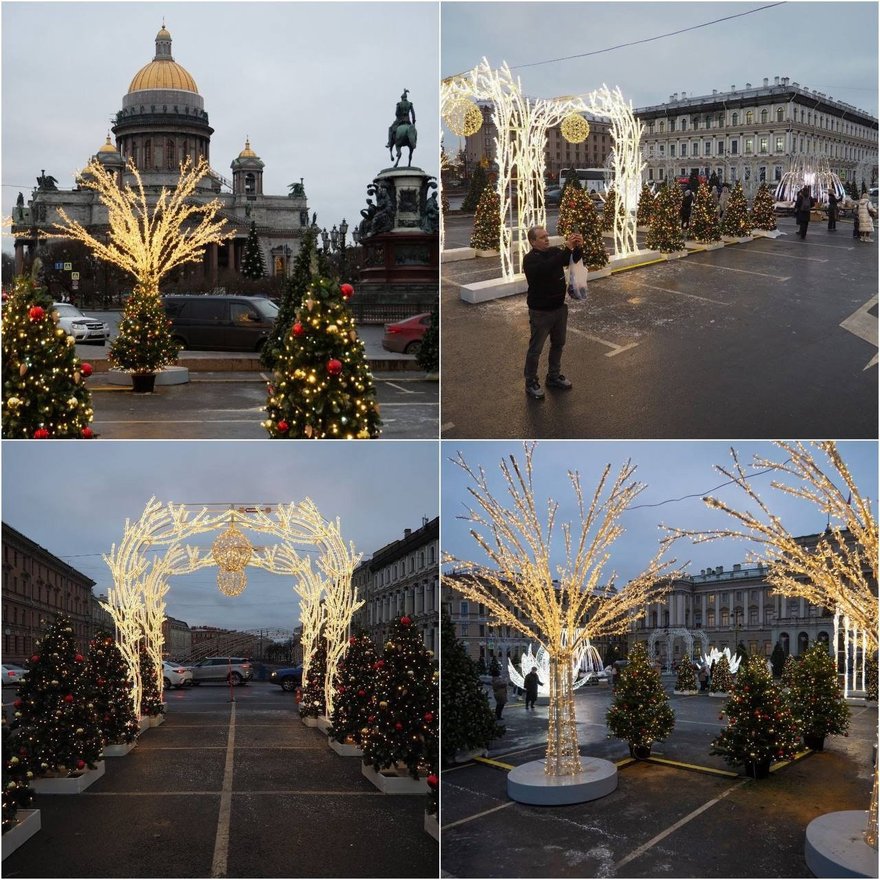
[461, 161, 489, 212]
[2, 719, 34, 833]
[710, 654, 734, 693]
[750, 183, 777, 230]
[557, 184, 589, 236]
[601, 187, 618, 231]
[139, 647, 164, 718]
[362, 616, 437, 779]
[86, 630, 138, 745]
[689, 182, 722, 243]
[674, 655, 699, 693]
[636, 183, 655, 228]
[416, 302, 438, 374]
[2, 275, 95, 438]
[646, 184, 685, 253]
[263, 277, 381, 438]
[441, 610, 502, 763]
[780, 654, 798, 689]
[557, 189, 607, 270]
[300, 632, 328, 719]
[711, 654, 800, 776]
[109, 282, 180, 378]
[328, 633, 378, 747]
[606, 642, 675, 758]
[470, 186, 501, 251]
[789, 644, 850, 749]
[721, 181, 752, 237]
[241, 220, 266, 279]
[11, 616, 102, 776]
[866, 656, 878, 702]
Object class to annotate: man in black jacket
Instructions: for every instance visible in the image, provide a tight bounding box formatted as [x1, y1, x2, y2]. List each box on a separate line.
[522, 226, 583, 399]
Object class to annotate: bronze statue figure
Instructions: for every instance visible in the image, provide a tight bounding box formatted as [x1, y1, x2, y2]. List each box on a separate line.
[36, 171, 58, 190]
[387, 89, 417, 168]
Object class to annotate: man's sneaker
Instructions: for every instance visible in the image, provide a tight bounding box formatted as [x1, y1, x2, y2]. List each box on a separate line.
[546, 374, 573, 390]
[525, 379, 545, 399]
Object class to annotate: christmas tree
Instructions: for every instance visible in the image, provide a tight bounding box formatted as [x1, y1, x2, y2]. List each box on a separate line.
[710, 654, 734, 693]
[470, 186, 501, 251]
[440, 610, 502, 763]
[11, 616, 102, 776]
[789, 644, 850, 748]
[557, 189, 607, 270]
[328, 634, 378, 747]
[557, 184, 589, 237]
[866, 656, 878, 702]
[780, 654, 798, 689]
[646, 184, 685, 253]
[601, 187, 618, 231]
[636, 183, 655, 228]
[711, 655, 800, 775]
[561, 167, 580, 191]
[241, 220, 266, 280]
[139, 648, 164, 718]
[689, 182, 722, 243]
[461, 161, 488, 212]
[109, 282, 180, 377]
[770, 641, 786, 677]
[721, 181, 752, 237]
[362, 616, 437, 779]
[263, 277, 381, 439]
[606, 642, 675, 758]
[300, 633, 328, 719]
[416, 302, 438, 374]
[750, 183, 777, 230]
[674, 655, 699, 692]
[2, 719, 34, 832]
[2, 275, 95, 438]
[86, 630, 138, 745]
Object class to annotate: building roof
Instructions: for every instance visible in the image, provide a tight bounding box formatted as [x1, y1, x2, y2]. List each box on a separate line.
[1, 521, 96, 588]
[128, 25, 199, 95]
[97, 134, 117, 153]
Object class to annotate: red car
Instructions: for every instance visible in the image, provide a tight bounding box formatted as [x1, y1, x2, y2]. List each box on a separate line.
[382, 312, 431, 355]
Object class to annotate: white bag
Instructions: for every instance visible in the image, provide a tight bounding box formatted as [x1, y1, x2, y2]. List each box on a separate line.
[567, 254, 588, 301]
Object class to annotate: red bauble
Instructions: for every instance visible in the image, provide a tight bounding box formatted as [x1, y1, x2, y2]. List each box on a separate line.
[400, 616, 412, 626]
[74, 654, 84, 663]
[97, 678, 106, 686]
[81, 363, 93, 378]
[76, 759, 86, 770]
[327, 359, 343, 376]
[292, 322, 304, 337]
[394, 722, 404, 731]
[82, 427, 94, 439]
[340, 283, 354, 299]
[338, 685, 346, 693]
[423, 712, 434, 723]
[368, 715, 376, 723]
[28, 305, 45, 321]
[64, 694, 74, 703]
[357, 689, 366, 697]
[427, 773, 439, 788]
[349, 636, 357, 645]
[34, 428, 50, 439]
[375, 660, 385, 669]
[13, 700, 22, 709]
[30, 655, 40, 663]
[276, 420, 289, 432]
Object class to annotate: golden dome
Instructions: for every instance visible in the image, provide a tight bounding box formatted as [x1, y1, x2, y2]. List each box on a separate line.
[157, 25, 171, 39]
[239, 138, 257, 158]
[98, 134, 118, 153]
[128, 60, 198, 94]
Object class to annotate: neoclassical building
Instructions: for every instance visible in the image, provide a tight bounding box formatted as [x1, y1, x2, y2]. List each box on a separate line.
[12, 24, 309, 286]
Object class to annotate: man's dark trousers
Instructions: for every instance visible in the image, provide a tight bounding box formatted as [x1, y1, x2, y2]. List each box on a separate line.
[525, 303, 568, 381]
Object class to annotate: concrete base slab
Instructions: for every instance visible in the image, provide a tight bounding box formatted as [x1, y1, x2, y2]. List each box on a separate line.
[103, 740, 136, 757]
[316, 716, 332, 734]
[2, 809, 40, 860]
[587, 266, 612, 281]
[328, 738, 363, 757]
[476, 248, 500, 258]
[424, 812, 439, 841]
[149, 713, 165, 728]
[138, 716, 150, 734]
[107, 367, 190, 387]
[663, 250, 690, 261]
[673, 689, 699, 695]
[507, 757, 618, 806]
[608, 249, 663, 270]
[805, 810, 875, 878]
[32, 761, 105, 794]
[722, 235, 754, 244]
[752, 228, 783, 238]
[301, 715, 319, 728]
[442, 246, 476, 262]
[461, 274, 527, 304]
[361, 762, 430, 794]
[708, 692, 729, 698]
[685, 240, 724, 250]
[453, 747, 487, 764]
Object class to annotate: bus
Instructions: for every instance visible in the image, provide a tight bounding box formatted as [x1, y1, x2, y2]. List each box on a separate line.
[557, 168, 611, 193]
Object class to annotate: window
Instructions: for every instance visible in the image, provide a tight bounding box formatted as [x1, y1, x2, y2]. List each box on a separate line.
[749, 606, 759, 624]
[461, 623, 469, 637]
[659, 144, 665, 156]
[718, 140, 724, 154]
[166, 138, 175, 170]
[478, 624, 485, 637]
[669, 118, 675, 132]
[659, 120, 665, 132]
[704, 141, 711, 155]
[681, 117, 688, 131]
[707, 610, 715, 627]
[760, 109, 768, 124]
[704, 114, 712, 128]
[775, 136, 784, 152]
[692, 116, 699, 129]
[144, 138, 152, 168]
[692, 142, 699, 156]
[721, 608, 730, 627]
[776, 107, 784, 122]
[670, 144, 676, 157]
[694, 614, 702, 627]
[774, 165, 783, 181]
[648, 168, 654, 181]
[746, 110, 754, 124]
[460, 601, 469, 616]
[707, 594, 715, 604]
[730, 140, 738, 155]
[764, 607, 774, 624]
[749, 641, 759, 655]
[744, 137, 754, 155]
[731, 112, 738, 125]
[759, 137, 768, 154]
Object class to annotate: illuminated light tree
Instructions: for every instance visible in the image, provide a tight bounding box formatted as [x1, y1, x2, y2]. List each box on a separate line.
[675, 655, 699, 693]
[710, 655, 734, 693]
[606, 642, 675, 758]
[2, 275, 95, 438]
[721, 181, 753, 237]
[751, 183, 777, 231]
[690, 182, 722, 243]
[461, 160, 489, 212]
[11, 616, 102, 777]
[441, 609, 502, 763]
[86, 630, 138, 746]
[241, 220, 266, 280]
[711, 654, 800, 777]
[789, 643, 850, 750]
[781, 654, 798, 689]
[139, 647, 164, 718]
[263, 277, 382, 439]
[636, 183, 656, 228]
[300, 628, 328, 720]
[294, 559, 327, 692]
[470, 186, 501, 251]
[416, 302, 438, 374]
[322, 565, 365, 719]
[52, 158, 232, 378]
[2, 720, 34, 832]
[329, 634, 379, 748]
[443, 443, 678, 779]
[646, 183, 686, 253]
[362, 616, 437, 779]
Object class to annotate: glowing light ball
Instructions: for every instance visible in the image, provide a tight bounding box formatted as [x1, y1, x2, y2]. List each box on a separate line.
[561, 113, 590, 144]
[444, 97, 483, 137]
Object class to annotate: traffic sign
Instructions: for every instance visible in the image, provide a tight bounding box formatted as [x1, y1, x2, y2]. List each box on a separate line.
[71, 272, 80, 280]
[63, 262, 72, 271]
[55, 262, 63, 270]
[72, 280, 79, 290]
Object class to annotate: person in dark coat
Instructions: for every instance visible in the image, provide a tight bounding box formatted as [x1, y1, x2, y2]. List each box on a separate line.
[680, 188, 694, 231]
[794, 184, 815, 239]
[827, 190, 840, 231]
[491, 674, 509, 720]
[523, 666, 543, 710]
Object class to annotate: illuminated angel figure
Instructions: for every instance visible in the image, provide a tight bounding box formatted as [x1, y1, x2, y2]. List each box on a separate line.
[700, 647, 742, 675]
[508, 645, 590, 697]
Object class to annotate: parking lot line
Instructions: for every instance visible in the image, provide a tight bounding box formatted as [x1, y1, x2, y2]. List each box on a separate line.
[473, 756, 515, 771]
[567, 325, 641, 357]
[442, 800, 516, 831]
[211, 701, 236, 878]
[740, 248, 828, 262]
[626, 280, 729, 305]
[643, 756, 739, 778]
[682, 260, 792, 280]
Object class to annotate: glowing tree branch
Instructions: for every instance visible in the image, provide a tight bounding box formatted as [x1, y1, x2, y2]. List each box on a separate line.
[444, 443, 678, 776]
[292, 561, 327, 689]
[322, 570, 365, 718]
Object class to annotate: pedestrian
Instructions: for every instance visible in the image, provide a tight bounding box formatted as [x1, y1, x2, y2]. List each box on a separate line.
[709, 659, 716, 690]
[491, 673, 509, 720]
[856, 193, 876, 242]
[717, 185, 730, 220]
[680, 188, 694, 231]
[522, 226, 583, 399]
[794, 184, 815, 239]
[523, 665, 543, 710]
[698, 666, 708, 692]
[827, 189, 840, 231]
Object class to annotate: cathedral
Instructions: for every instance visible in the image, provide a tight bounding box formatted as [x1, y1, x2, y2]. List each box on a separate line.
[11, 24, 309, 287]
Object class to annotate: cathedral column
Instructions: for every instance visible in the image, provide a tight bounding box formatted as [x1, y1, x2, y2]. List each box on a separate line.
[14, 241, 24, 276]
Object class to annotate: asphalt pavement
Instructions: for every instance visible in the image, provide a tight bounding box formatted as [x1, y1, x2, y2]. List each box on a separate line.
[441, 211, 878, 439]
[2, 682, 437, 878]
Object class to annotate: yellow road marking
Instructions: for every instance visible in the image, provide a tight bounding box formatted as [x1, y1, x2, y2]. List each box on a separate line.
[473, 756, 515, 771]
[644, 756, 739, 778]
[610, 257, 667, 273]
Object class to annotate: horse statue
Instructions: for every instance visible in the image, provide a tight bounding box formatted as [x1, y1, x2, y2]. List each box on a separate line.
[386, 89, 417, 168]
[390, 123, 417, 168]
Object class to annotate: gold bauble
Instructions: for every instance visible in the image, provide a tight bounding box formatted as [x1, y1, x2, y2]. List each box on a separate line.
[327, 324, 338, 334]
[378, 701, 389, 710]
[73, 371, 81, 383]
[444, 97, 483, 137]
[561, 113, 590, 144]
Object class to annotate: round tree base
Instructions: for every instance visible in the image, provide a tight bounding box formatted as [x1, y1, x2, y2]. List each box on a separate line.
[507, 758, 617, 805]
[108, 367, 189, 387]
[805, 810, 875, 878]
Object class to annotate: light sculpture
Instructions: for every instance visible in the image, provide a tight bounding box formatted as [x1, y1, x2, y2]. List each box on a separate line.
[444, 96, 483, 137]
[561, 113, 590, 144]
[775, 155, 846, 205]
[700, 646, 742, 675]
[508, 642, 599, 697]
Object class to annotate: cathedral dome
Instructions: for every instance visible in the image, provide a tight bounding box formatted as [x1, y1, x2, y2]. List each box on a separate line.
[97, 134, 118, 154]
[127, 24, 199, 95]
[238, 138, 257, 158]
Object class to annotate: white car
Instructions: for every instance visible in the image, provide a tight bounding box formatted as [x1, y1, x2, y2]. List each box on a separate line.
[2, 664, 26, 686]
[52, 303, 110, 344]
[162, 661, 193, 689]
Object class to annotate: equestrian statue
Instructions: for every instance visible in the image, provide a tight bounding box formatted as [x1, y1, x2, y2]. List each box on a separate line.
[387, 89, 417, 168]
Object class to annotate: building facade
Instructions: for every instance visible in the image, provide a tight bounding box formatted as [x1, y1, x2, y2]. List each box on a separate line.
[162, 615, 192, 661]
[636, 76, 878, 195]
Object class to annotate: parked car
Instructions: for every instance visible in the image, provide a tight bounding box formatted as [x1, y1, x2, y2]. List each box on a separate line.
[382, 312, 431, 355]
[189, 657, 253, 686]
[162, 661, 193, 689]
[162, 295, 278, 352]
[269, 666, 303, 692]
[545, 185, 563, 206]
[2, 664, 26, 686]
[52, 303, 110, 344]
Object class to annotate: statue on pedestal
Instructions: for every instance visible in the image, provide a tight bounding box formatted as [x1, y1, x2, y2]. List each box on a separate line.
[387, 89, 417, 168]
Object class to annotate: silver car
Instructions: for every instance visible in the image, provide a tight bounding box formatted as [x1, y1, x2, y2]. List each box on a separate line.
[53, 303, 110, 344]
[189, 657, 253, 686]
[162, 661, 194, 689]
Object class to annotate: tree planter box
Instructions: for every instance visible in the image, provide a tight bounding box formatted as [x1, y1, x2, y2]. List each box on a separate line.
[424, 812, 439, 841]
[708, 691, 729, 698]
[685, 240, 724, 250]
[103, 740, 137, 757]
[461, 274, 527, 304]
[107, 366, 189, 387]
[453, 747, 487, 764]
[361, 762, 429, 794]
[805, 810, 877, 878]
[32, 761, 105, 794]
[138, 716, 150, 734]
[586, 266, 612, 281]
[328, 738, 363, 757]
[301, 715, 319, 728]
[2, 809, 41, 860]
[316, 716, 332, 734]
[442, 246, 477, 263]
[662, 250, 690, 261]
[752, 228, 783, 238]
[673, 689, 699, 695]
[721, 235, 753, 244]
[149, 713, 165, 728]
[475, 248, 500, 258]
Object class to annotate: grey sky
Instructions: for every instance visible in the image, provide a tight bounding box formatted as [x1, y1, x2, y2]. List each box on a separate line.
[442, 2, 878, 144]
[442, 441, 878, 587]
[2, 440, 438, 634]
[2, 1, 439, 254]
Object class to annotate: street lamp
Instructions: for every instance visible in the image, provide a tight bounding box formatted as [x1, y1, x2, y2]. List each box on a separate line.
[320, 228, 330, 253]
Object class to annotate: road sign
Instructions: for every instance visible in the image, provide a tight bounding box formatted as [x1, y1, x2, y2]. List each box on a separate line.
[71, 272, 80, 280]
[72, 280, 79, 290]
[55, 262, 63, 270]
[63, 262, 72, 271]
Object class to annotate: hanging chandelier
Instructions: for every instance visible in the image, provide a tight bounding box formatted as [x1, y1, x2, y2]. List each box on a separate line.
[216, 569, 247, 597]
[212, 515, 252, 596]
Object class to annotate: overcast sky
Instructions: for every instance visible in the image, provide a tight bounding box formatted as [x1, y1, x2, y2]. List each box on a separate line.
[2, 440, 439, 635]
[442, 441, 877, 586]
[442, 2, 878, 144]
[2, 1, 439, 254]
